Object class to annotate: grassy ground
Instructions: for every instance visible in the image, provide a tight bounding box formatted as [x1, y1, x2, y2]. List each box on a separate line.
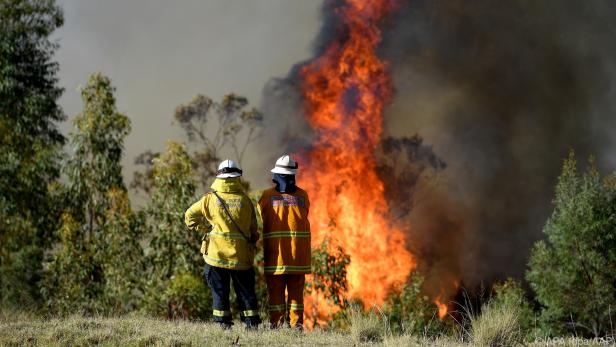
[1, 312, 614, 347]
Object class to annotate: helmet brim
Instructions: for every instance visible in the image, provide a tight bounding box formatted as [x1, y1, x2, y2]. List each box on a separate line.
[271, 167, 297, 175]
[217, 172, 242, 178]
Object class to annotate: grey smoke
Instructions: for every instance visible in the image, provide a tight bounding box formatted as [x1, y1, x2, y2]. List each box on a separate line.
[259, 0, 616, 293]
[55, 0, 321, 189]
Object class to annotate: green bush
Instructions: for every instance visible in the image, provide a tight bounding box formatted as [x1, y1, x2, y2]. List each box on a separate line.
[490, 279, 536, 341]
[144, 141, 200, 282]
[307, 238, 351, 310]
[383, 273, 446, 336]
[162, 273, 211, 321]
[469, 287, 524, 347]
[526, 151, 616, 337]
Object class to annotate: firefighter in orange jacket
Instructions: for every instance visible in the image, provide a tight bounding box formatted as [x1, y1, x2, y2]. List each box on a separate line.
[258, 154, 311, 328]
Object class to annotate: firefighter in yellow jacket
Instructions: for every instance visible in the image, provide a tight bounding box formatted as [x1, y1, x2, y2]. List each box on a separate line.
[185, 159, 261, 329]
[258, 154, 311, 328]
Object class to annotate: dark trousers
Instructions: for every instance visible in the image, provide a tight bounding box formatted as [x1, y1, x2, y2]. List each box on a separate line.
[204, 264, 261, 325]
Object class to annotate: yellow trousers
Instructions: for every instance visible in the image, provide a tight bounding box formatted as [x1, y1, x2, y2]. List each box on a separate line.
[265, 274, 305, 328]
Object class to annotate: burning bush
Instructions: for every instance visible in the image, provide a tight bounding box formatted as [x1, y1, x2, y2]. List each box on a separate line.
[307, 238, 351, 309]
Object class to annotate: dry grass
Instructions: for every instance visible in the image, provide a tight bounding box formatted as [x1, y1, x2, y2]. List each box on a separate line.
[347, 305, 388, 343]
[467, 299, 523, 346]
[1, 310, 612, 346]
[0, 311, 348, 347]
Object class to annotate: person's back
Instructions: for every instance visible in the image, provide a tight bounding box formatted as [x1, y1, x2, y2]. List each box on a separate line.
[259, 186, 311, 274]
[258, 154, 311, 329]
[196, 177, 256, 269]
[185, 159, 260, 329]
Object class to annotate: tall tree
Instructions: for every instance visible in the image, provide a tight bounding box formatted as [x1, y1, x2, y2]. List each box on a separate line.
[526, 151, 616, 337]
[132, 94, 263, 194]
[144, 141, 199, 280]
[42, 74, 141, 314]
[174, 93, 263, 188]
[141, 141, 203, 313]
[0, 0, 65, 308]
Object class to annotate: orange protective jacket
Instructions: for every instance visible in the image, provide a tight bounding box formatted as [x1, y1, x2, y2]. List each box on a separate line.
[258, 187, 311, 274]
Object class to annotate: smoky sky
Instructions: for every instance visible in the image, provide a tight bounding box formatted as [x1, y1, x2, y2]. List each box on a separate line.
[54, 0, 322, 190]
[260, 0, 616, 291]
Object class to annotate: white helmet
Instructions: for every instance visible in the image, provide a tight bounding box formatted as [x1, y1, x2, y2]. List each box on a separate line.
[271, 154, 298, 175]
[216, 159, 242, 178]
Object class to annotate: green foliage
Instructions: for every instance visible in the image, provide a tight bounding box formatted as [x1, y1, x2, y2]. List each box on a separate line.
[66, 73, 131, 206]
[100, 188, 144, 312]
[42, 74, 141, 315]
[383, 273, 445, 336]
[490, 279, 535, 340]
[526, 151, 616, 337]
[307, 238, 351, 310]
[146, 141, 200, 278]
[162, 273, 211, 321]
[142, 141, 203, 314]
[0, 212, 42, 308]
[41, 212, 103, 314]
[0, 0, 65, 309]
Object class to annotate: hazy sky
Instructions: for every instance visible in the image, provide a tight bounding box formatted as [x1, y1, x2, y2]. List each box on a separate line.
[53, 0, 321, 189]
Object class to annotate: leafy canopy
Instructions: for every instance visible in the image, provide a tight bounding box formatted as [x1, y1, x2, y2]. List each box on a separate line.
[42, 73, 141, 315]
[526, 150, 616, 337]
[0, 0, 65, 309]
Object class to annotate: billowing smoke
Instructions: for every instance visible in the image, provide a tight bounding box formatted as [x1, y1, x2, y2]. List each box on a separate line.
[259, 0, 616, 298]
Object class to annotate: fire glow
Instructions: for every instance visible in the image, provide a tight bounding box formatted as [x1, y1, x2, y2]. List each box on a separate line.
[297, 0, 420, 323]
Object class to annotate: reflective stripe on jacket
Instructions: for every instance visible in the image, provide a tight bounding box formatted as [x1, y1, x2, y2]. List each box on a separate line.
[185, 177, 258, 270]
[258, 187, 311, 274]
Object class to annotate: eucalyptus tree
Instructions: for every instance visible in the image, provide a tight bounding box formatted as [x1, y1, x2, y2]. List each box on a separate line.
[0, 0, 65, 308]
[43, 74, 142, 314]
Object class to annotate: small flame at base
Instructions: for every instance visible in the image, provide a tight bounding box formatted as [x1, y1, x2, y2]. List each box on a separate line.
[435, 298, 448, 320]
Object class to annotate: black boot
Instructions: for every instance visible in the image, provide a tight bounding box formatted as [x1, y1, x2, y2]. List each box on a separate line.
[243, 316, 261, 330]
[216, 321, 233, 330]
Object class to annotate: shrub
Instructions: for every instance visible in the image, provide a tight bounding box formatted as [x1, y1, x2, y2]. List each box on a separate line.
[307, 238, 351, 309]
[347, 304, 388, 343]
[383, 272, 445, 336]
[162, 273, 211, 321]
[526, 152, 616, 337]
[490, 279, 536, 341]
[469, 295, 523, 346]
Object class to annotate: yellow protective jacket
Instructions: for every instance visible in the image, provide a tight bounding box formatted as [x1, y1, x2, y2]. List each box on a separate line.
[258, 187, 311, 275]
[185, 177, 258, 270]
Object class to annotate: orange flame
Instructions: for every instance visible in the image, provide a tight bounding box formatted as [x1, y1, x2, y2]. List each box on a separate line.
[297, 0, 416, 321]
[433, 279, 460, 319]
[435, 298, 448, 320]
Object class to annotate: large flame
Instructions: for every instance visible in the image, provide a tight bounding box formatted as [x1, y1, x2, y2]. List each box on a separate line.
[297, 0, 416, 321]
